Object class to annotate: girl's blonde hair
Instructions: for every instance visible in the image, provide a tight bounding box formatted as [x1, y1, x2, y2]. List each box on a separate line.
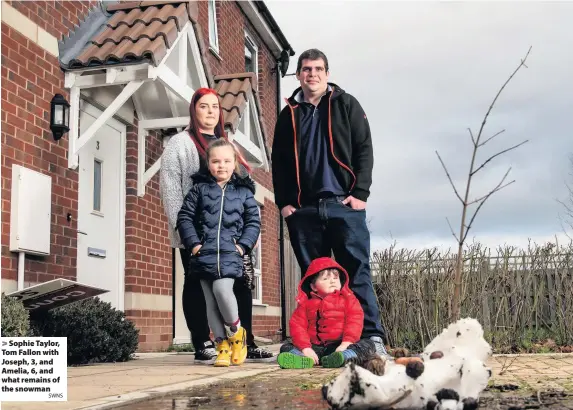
[206, 138, 241, 174]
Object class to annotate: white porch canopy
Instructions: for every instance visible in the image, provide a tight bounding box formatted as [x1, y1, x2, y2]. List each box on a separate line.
[64, 19, 269, 197]
[64, 22, 205, 197]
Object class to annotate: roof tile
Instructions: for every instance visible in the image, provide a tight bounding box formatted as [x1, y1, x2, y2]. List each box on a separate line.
[214, 72, 270, 162]
[214, 73, 255, 133]
[67, 2, 188, 69]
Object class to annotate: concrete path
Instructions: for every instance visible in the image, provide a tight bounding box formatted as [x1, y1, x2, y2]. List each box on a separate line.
[488, 353, 573, 392]
[2, 344, 284, 410]
[3, 347, 572, 410]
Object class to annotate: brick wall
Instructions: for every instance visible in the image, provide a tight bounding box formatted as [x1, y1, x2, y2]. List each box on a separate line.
[1, 0, 284, 350]
[6, 1, 97, 38]
[124, 122, 172, 351]
[253, 315, 281, 343]
[126, 310, 173, 351]
[260, 199, 280, 306]
[198, 1, 278, 191]
[0, 0, 175, 353]
[1, 0, 97, 285]
[196, 1, 282, 338]
[124, 122, 171, 297]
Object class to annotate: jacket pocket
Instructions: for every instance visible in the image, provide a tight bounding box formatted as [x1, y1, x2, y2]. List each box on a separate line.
[195, 248, 216, 256]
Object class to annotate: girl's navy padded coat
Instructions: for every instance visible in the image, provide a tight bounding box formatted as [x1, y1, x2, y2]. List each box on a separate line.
[176, 171, 261, 280]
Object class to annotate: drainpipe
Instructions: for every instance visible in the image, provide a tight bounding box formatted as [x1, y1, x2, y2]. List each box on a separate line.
[18, 252, 25, 290]
[275, 58, 287, 342]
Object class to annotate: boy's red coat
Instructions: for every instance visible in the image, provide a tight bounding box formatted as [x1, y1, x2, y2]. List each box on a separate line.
[289, 257, 364, 350]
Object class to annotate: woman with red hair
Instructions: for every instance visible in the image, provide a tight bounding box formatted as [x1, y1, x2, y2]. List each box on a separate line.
[160, 88, 274, 364]
[186, 88, 251, 172]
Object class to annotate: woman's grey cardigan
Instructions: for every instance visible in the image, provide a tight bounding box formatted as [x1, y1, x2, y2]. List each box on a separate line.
[159, 130, 201, 248]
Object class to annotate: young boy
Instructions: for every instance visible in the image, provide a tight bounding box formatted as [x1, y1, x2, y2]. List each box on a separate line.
[277, 257, 377, 369]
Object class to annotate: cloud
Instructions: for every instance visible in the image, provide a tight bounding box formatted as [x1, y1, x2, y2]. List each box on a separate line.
[267, 0, 573, 250]
[370, 231, 572, 256]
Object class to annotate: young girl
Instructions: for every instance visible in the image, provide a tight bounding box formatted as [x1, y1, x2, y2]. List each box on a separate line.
[177, 139, 261, 367]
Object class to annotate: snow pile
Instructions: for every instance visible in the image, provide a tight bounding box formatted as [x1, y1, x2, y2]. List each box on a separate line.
[322, 318, 492, 410]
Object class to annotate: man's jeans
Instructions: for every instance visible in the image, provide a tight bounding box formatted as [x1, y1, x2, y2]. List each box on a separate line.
[285, 197, 385, 340]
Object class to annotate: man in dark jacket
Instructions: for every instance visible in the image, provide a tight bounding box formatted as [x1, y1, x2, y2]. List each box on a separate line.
[271, 48, 388, 357]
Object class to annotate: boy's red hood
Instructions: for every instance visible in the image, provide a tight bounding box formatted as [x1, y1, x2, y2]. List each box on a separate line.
[296, 257, 352, 303]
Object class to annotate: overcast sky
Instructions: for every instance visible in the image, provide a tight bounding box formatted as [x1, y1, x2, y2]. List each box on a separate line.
[266, 0, 573, 253]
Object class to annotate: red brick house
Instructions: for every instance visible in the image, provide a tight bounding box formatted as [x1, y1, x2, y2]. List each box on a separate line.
[1, 0, 295, 351]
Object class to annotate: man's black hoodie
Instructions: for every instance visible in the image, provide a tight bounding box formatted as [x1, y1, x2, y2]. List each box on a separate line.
[271, 83, 373, 210]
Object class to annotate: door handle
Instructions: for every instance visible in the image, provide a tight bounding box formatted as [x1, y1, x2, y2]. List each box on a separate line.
[77, 229, 88, 235]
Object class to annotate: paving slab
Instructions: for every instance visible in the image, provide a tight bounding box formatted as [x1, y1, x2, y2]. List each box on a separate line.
[1, 347, 283, 410]
[2, 349, 572, 410]
[488, 353, 573, 393]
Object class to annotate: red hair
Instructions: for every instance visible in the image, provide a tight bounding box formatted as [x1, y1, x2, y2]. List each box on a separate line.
[188, 88, 251, 173]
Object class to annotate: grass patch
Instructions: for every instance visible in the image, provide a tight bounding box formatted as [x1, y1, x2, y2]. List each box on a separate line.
[295, 370, 341, 391]
[297, 381, 324, 390]
[561, 379, 573, 392]
[165, 343, 195, 352]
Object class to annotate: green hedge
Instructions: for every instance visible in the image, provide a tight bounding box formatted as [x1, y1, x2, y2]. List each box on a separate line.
[32, 297, 139, 365]
[1, 293, 30, 337]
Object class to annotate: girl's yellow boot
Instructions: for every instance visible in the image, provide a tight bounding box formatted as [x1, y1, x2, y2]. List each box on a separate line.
[228, 326, 247, 365]
[214, 339, 231, 367]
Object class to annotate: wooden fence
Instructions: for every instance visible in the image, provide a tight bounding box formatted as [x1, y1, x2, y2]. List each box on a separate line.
[369, 243, 573, 352]
[281, 240, 573, 351]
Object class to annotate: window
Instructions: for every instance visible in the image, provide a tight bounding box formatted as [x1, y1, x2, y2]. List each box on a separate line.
[208, 0, 219, 52]
[252, 206, 263, 304]
[238, 103, 250, 136]
[245, 32, 258, 76]
[93, 159, 102, 212]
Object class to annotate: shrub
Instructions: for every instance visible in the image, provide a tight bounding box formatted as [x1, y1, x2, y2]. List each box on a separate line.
[1, 293, 30, 337]
[33, 297, 139, 365]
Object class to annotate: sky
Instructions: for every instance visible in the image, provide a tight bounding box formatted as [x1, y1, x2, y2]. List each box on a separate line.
[266, 0, 573, 253]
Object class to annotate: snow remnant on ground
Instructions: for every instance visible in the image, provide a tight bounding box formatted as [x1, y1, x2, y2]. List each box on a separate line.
[322, 317, 493, 410]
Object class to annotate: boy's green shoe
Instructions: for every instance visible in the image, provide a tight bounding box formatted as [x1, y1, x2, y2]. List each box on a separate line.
[277, 352, 314, 369]
[320, 352, 346, 368]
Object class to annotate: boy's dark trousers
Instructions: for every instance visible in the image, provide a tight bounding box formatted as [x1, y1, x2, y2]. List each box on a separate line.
[280, 338, 376, 365]
[285, 196, 386, 340]
[179, 248, 255, 350]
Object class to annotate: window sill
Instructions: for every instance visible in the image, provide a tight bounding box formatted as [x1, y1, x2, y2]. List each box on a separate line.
[252, 301, 268, 307]
[209, 46, 222, 61]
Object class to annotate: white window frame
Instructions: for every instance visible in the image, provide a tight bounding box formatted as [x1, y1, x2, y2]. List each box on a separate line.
[230, 95, 269, 171]
[238, 102, 250, 137]
[92, 158, 103, 213]
[244, 30, 258, 77]
[208, 0, 219, 53]
[252, 205, 263, 305]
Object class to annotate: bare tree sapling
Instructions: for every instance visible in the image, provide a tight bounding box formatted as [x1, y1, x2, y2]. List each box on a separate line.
[558, 154, 573, 239]
[436, 47, 532, 320]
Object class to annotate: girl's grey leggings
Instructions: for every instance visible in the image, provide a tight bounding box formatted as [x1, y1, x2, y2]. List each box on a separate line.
[200, 278, 239, 342]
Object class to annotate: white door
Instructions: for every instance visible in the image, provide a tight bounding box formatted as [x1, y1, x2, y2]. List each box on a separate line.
[77, 103, 126, 310]
[173, 250, 191, 344]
